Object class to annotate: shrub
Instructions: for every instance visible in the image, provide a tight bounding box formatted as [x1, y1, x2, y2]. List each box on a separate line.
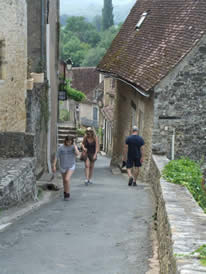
[59, 109, 70, 122]
[77, 128, 86, 136]
[65, 80, 86, 102]
[162, 158, 206, 212]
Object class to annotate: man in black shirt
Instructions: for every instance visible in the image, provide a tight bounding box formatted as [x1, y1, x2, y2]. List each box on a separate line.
[123, 126, 144, 186]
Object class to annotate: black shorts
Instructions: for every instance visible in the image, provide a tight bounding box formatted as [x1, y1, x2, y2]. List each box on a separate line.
[126, 158, 141, 168]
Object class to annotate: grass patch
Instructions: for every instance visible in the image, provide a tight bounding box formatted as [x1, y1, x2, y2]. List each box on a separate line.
[162, 158, 206, 212]
[175, 245, 206, 266]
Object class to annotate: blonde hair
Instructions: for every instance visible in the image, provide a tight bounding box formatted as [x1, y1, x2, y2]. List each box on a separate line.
[85, 127, 96, 138]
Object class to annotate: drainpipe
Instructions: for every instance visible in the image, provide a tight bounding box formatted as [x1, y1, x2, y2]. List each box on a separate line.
[171, 128, 175, 160]
[46, 23, 52, 173]
[41, 0, 45, 59]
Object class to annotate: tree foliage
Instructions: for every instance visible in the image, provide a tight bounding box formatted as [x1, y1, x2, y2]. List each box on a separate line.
[60, 15, 120, 67]
[102, 0, 114, 31]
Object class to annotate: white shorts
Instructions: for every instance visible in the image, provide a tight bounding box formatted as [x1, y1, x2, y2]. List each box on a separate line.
[60, 164, 76, 174]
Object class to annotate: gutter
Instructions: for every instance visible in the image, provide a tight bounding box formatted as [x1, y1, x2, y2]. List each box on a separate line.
[99, 71, 150, 98]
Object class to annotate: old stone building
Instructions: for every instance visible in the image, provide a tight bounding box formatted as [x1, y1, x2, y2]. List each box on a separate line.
[60, 66, 101, 129]
[98, 76, 115, 156]
[97, 0, 206, 178]
[27, 0, 60, 174]
[0, 0, 27, 132]
[0, 0, 60, 208]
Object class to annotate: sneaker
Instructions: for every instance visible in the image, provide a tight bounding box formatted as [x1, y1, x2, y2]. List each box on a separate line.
[85, 179, 89, 186]
[128, 177, 133, 186]
[64, 193, 70, 201]
[88, 180, 93, 184]
[133, 181, 137, 187]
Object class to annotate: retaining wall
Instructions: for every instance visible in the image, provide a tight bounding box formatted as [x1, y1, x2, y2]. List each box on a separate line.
[150, 154, 206, 273]
[0, 157, 36, 208]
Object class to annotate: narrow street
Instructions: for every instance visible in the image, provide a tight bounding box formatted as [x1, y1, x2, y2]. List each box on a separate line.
[0, 156, 155, 274]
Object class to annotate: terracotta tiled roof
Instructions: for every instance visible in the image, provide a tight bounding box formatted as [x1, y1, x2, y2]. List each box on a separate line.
[69, 67, 99, 100]
[97, 0, 206, 92]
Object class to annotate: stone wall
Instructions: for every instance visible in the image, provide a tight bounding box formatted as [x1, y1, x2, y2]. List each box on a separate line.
[111, 80, 154, 180]
[153, 34, 206, 163]
[27, 0, 59, 169]
[47, 0, 59, 165]
[0, 158, 36, 208]
[26, 83, 48, 176]
[27, 0, 47, 71]
[0, 132, 34, 158]
[150, 154, 206, 273]
[0, 0, 27, 132]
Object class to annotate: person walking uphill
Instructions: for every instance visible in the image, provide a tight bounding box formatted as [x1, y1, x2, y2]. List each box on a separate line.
[52, 136, 79, 201]
[81, 127, 99, 185]
[123, 126, 144, 187]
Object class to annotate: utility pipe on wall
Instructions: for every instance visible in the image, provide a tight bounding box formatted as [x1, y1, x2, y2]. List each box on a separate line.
[41, 0, 45, 59]
[171, 128, 175, 160]
[46, 23, 52, 174]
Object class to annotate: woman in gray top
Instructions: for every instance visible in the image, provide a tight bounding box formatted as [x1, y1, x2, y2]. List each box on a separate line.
[52, 136, 79, 201]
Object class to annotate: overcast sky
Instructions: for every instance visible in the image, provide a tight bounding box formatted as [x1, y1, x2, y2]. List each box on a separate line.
[60, 0, 136, 13]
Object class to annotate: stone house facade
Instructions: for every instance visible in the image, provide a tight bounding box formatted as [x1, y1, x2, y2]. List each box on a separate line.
[97, 0, 206, 178]
[27, 0, 60, 174]
[0, 0, 27, 132]
[98, 76, 115, 156]
[63, 66, 100, 129]
[0, 0, 60, 208]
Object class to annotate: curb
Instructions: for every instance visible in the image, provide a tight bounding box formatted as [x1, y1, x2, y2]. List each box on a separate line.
[0, 185, 62, 232]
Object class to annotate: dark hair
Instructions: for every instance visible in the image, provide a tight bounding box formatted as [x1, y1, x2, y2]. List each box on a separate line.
[64, 135, 74, 145]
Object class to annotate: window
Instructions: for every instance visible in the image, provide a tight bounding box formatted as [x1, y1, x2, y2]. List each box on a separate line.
[93, 107, 98, 121]
[136, 11, 148, 31]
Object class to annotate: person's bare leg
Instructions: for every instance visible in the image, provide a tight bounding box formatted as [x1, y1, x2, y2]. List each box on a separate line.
[85, 159, 90, 181]
[133, 167, 139, 186]
[127, 168, 133, 178]
[62, 173, 66, 192]
[89, 161, 95, 182]
[64, 170, 74, 194]
[127, 168, 133, 186]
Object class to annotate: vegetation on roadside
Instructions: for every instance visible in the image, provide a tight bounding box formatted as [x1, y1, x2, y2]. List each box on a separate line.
[59, 109, 70, 122]
[162, 158, 206, 212]
[59, 79, 86, 102]
[175, 244, 206, 266]
[77, 128, 86, 137]
[192, 245, 206, 266]
[37, 187, 43, 199]
[65, 80, 86, 102]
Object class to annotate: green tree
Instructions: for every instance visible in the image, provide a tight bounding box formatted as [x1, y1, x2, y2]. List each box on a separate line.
[81, 47, 106, 67]
[64, 16, 100, 46]
[63, 36, 90, 67]
[98, 25, 120, 49]
[102, 0, 114, 31]
[92, 15, 102, 32]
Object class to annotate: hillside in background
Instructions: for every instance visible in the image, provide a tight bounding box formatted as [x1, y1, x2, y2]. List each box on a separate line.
[60, 0, 136, 25]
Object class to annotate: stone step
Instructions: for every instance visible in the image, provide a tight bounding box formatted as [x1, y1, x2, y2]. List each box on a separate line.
[58, 130, 77, 135]
[58, 127, 76, 131]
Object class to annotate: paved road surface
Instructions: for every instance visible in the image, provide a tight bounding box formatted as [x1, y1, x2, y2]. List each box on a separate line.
[0, 156, 154, 274]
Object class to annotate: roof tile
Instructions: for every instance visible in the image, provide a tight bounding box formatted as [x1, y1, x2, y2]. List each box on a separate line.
[97, 0, 206, 91]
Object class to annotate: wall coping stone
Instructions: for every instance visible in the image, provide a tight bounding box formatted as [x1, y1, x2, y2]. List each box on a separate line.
[152, 154, 206, 273]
